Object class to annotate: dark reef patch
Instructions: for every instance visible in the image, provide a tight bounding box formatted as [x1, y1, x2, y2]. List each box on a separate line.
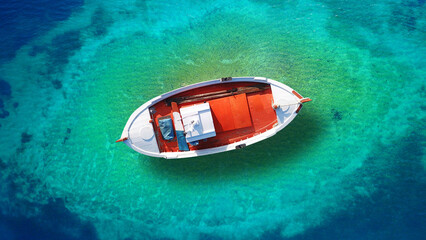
[0, 79, 12, 96]
[50, 30, 82, 63]
[29, 45, 47, 57]
[0, 158, 6, 170]
[21, 132, 33, 144]
[388, 1, 424, 33]
[0, 110, 9, 119]
[47, 30, 83, 73]
[89, 7, 113, 37]
[0, 99, 9, 118]
[331, 108, 342, 121]
[63, 128, 72, 144]
[40, 7, 112, 75]
[52, 79, 63, 89]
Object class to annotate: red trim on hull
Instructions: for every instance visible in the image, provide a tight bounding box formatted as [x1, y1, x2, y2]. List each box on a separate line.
[292, 90, 303, 99]
[300, 98, 312, 103]
[116, 137, 128, 143]
[296, 104, 303, 113]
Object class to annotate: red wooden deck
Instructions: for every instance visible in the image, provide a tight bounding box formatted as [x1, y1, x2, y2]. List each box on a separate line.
[150, 82, 277, 153]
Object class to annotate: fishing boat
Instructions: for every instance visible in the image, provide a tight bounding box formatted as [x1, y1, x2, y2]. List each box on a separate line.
[116, 77, 311, 159]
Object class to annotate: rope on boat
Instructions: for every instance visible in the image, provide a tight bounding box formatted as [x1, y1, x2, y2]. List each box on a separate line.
[272, 97, 312, 109]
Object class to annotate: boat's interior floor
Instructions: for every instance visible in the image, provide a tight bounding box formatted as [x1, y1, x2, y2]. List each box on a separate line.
[150, 82, 277, 153]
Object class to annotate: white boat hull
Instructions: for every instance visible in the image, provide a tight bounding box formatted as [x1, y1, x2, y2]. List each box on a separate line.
[118, 77, 310, 159]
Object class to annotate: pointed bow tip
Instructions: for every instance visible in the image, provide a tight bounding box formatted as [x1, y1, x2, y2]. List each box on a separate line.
[300, 98, 312, 103]
[115, 137, 128, 143]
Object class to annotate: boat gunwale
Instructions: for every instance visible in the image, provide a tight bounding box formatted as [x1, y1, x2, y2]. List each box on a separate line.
[120, 77, 302, 159]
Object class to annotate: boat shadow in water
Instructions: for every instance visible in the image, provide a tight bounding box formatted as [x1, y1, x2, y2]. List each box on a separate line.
[143, 110, 324, 182]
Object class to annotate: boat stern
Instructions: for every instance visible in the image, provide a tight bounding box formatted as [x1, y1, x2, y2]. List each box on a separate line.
[119, 107, 161, 157]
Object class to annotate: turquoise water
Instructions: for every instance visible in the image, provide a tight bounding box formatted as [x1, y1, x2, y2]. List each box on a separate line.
[0, 0, 425, 239]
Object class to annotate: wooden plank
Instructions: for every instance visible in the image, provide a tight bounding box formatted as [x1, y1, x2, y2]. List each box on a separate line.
[175, 88, 237, 101]
[167, 84, 270, 105]
[209, 97, 235, 132]
[246, 91, 276, 131]
[203, 93, 252, 133]
[229, 94, 252, 129]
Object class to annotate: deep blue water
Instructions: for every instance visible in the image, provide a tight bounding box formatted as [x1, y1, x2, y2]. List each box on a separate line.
[0, 0, 83, 61]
